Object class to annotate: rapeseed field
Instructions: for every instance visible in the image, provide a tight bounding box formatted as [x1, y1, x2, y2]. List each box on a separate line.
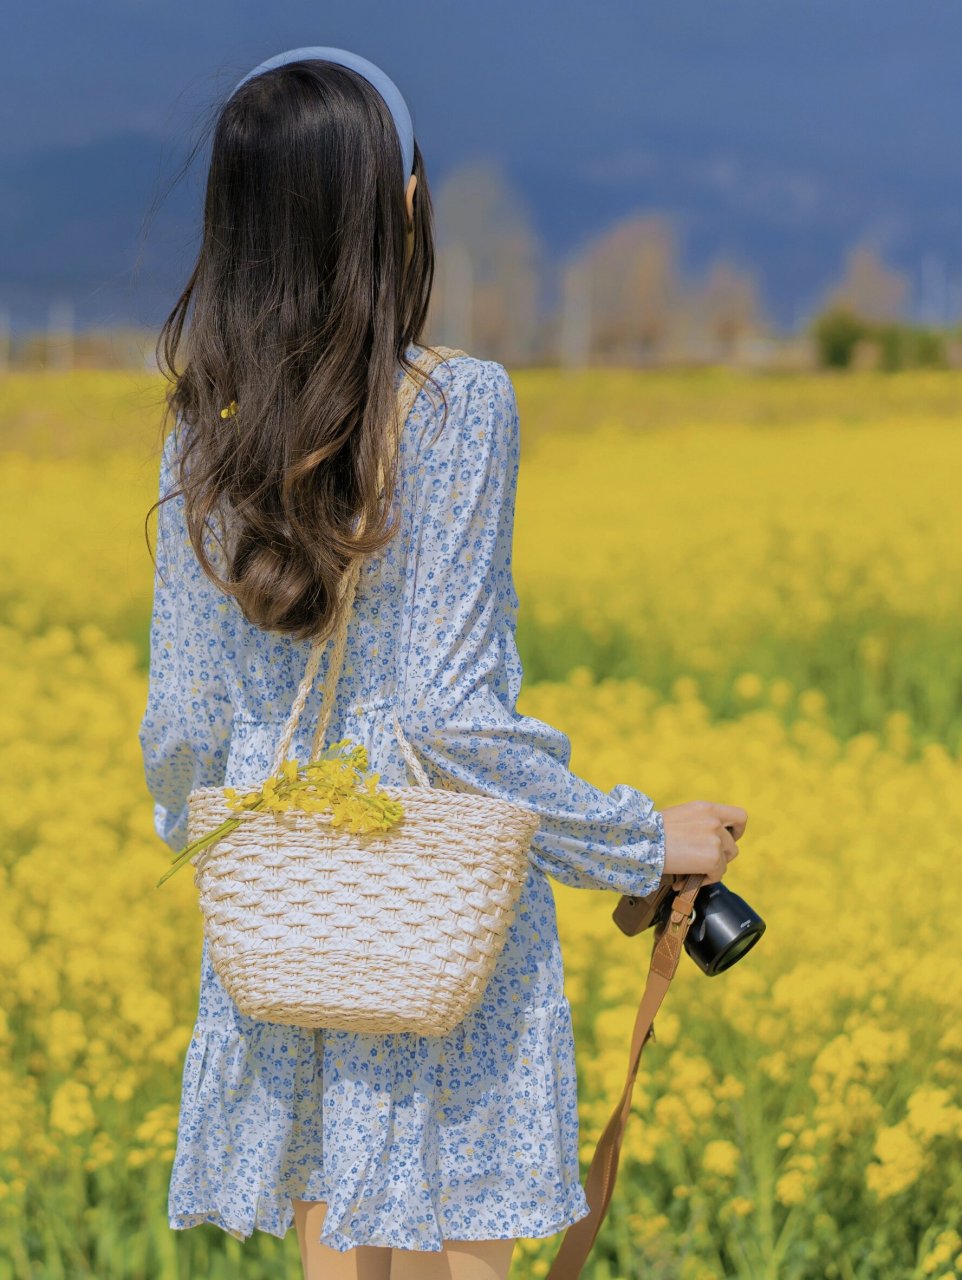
[0, 368, 959, 1279]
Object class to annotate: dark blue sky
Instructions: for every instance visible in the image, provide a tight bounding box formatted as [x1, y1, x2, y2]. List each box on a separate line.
[4, 0, 962, 331]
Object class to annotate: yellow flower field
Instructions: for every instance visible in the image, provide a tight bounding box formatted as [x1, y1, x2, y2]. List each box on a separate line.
[0, 369, 959, 1279]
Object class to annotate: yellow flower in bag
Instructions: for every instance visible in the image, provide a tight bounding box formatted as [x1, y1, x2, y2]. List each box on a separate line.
[156, 740, 404, 887]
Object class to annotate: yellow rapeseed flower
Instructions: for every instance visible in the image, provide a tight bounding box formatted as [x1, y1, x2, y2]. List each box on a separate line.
[702, 1139, 740, 1179]
[3, 367, 962, 1271]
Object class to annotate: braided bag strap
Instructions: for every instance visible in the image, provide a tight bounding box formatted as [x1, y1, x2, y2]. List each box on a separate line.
[269, 346, 469, 779]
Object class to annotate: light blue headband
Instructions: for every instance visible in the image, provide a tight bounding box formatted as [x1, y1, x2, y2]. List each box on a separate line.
[230, 46, 414, 181]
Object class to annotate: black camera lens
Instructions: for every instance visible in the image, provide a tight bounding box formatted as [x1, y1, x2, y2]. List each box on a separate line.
[655, 881, 765, 975]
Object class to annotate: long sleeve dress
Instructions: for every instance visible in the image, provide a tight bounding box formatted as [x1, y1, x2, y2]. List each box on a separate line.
[139, 344, 666, 1254]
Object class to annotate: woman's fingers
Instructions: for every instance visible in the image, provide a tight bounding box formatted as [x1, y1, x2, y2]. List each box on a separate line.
[716, 804, 748, 840]
[661, 800, 749, 882]
[721, 826, 739, 862]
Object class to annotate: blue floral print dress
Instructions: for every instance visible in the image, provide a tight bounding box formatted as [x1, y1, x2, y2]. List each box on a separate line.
[139, 345, 666, 1254]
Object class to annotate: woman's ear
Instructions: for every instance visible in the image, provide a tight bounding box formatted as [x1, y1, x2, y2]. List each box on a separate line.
[405, 174, 418, 228]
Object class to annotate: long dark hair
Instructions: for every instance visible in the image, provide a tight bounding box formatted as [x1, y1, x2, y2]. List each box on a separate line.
[149, 59, 448, 641]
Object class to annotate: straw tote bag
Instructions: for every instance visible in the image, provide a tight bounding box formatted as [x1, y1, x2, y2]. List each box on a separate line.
[186, 346, 541, 1036]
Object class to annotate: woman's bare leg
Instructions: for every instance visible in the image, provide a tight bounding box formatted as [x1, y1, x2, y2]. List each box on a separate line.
[293, 1199, 393, 1280]
[390, 1237, 516, 1280]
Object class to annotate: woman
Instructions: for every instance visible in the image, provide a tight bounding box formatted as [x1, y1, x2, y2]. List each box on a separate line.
[139, 46, 747, 1280]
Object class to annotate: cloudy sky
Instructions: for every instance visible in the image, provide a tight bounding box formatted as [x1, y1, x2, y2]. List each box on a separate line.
[4, 0, 962, 330]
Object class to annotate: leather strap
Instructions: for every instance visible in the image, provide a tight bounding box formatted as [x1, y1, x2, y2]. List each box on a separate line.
[546, 872, 704, 1279]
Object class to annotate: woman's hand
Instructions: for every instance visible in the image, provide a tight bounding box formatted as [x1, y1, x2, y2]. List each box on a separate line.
[661, 800, 748, 885]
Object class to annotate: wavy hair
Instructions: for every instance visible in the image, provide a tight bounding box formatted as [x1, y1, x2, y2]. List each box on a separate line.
[148, 59, 450, 641]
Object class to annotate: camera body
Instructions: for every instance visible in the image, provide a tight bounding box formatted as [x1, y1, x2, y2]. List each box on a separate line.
[613, 874, 681, 935]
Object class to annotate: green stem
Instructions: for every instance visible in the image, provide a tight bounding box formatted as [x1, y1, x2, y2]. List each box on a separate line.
[155, 753, 398, 890]
[155, 809, 252, 887]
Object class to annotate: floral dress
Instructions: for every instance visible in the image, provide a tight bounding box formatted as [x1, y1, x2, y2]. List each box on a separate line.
[138, 344, 666, 1254]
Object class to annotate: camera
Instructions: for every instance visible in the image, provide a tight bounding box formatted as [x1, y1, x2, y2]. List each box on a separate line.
[613, 875, 765, 975]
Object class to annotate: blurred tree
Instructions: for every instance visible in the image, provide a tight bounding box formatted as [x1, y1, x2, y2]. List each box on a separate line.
[812, 307, 868, 368]
[825, 245, 908, 324]
[558, 259, 592, 369]
[812, 246, 911, 369]
[874, 322, 946, 371]
[811, 308, 947, 372]
[693, 258, 767, 359]
[432, 243, 474, 352]
[573, 214, 682, 363]
[427, 159, 543, 364]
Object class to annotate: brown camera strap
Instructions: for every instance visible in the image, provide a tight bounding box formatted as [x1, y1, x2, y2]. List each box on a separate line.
[546, 872, 704, 1280]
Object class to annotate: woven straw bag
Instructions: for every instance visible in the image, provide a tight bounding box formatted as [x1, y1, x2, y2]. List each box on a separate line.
[186, 346, 541, 1036]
